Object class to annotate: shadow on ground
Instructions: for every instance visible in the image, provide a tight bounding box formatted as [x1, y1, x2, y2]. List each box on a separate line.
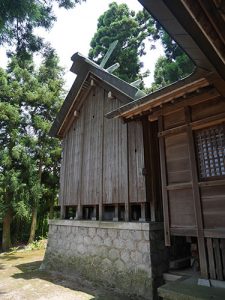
[10, 259, 139, 300]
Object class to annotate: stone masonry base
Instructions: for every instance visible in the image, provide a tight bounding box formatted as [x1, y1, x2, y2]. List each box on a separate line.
[42, 220, 167, 299]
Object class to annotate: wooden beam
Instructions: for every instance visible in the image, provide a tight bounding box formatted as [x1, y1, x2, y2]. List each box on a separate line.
[158, 111, 225, 137]
[198, 0, 225, 46]
[158, 124, 187, 138]
[149, 87, 219, 121]
[198, 179, 225, 187]
[185, 106, 208, 279]
[206, 73, 225, 96]
[158, 116, 171, 246]
[166, 182, 192, 191]
[123, 78, 209, 119]
[192, 111, 225, 130]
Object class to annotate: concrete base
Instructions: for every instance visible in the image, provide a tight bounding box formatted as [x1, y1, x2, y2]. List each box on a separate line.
[42, 220, 167, 300]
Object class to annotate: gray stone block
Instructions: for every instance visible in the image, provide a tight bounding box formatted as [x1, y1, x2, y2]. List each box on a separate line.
[108, 229, 118, 239]
[108, 248, 120, 261]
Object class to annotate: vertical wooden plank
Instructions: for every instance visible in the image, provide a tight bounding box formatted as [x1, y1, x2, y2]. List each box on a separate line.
[185, 106, 208, 278]
[128, 121, 146, 203]
[206, 238, 216, 279]
[103, 93, 128, 205]
[158, 115, 171, 246]
[214, 239, 223, 280]
[81, 86, 103, 206]
[59, 139, 66, 218]
[62, 134, 70, 206]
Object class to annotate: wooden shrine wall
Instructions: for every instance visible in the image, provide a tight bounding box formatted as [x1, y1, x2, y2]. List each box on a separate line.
[59, 85, 146, 209]
[156, 88, 225, 278]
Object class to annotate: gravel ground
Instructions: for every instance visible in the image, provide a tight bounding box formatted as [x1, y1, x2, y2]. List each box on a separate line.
[0, 249, 136, 300]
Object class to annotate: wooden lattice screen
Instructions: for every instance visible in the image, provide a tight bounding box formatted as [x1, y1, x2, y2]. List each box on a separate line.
[195, 124, 225, 179]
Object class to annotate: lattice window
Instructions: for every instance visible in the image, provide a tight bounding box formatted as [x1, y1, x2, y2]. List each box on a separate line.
[195, 124, 225, 179]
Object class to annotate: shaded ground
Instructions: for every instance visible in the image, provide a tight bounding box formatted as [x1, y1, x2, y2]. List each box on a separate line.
[0, 249, 137, 300]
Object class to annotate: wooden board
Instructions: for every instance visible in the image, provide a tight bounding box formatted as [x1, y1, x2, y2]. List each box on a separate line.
[191, 96, 225, 122]
[165, 133, 191, 184]
[81, 86, 104, 205]
[103, 93, 128, 204]
[201, 185, 225, 229]
[164, 109, 185, 130]
[128, 121, 146, 203]
[169, 188, 195, 228]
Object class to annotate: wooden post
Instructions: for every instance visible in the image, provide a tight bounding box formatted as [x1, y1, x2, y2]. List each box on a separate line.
[125, 203, 130, 221]
[99, 205, 103, 221]
[185, 106, 208, 279]
[158, 116, 171, 246]
[92, 205, 97, 221]
[113, 204, 119, 221]
[60, 205, 66, 219]
[139, 203, 146, 222]
[76, 204, 82, 220]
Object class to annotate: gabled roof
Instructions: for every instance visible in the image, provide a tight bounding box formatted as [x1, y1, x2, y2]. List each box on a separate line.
[49, 53, 143, 138]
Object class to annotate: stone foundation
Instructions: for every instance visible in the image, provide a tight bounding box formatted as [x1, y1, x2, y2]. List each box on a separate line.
[42, 220, 167, 299]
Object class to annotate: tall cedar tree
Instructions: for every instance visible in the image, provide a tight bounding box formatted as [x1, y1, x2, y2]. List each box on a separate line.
[152, 31, 195, 90]
[88, 2, 158, 83]
[0, 0, 84, 58]
[0, 51, 63, 250]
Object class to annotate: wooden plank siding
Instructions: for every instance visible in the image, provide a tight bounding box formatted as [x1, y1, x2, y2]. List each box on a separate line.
[128, 121, 146, 203]
[156, 87, 225, 279]
[81, 87, 104, 205]
[103, 91, 128, 204]
[59, 84, 146, 214]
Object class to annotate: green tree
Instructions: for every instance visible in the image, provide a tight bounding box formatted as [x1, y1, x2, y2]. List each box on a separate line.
[88, 2, 157, 83]
[152, 31, 194, 90]
[0, 69, 31, 251]
[0, 0, 84, 57]
[0, 51, 63, 250]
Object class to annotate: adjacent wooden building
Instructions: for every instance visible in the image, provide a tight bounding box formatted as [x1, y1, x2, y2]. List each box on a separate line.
[107, 0, 225, 284]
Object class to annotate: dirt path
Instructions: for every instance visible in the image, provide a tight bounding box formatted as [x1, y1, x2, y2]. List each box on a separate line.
[0, 249, 136, 300]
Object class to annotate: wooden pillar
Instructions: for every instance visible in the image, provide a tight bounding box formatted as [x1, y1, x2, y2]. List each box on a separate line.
[158, 116, 171, 246]
[185, 107, 208, 279]
[60, 205, 66, 219]
[92, 205, 97, 221]
[139, 203, 146, 222]
[76, 204, 82, 220]
[99, 204, 103, 221]
[113, 204, 119, 221]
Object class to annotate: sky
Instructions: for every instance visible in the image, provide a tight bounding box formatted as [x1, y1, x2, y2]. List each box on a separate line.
[0, 0, 164, 90]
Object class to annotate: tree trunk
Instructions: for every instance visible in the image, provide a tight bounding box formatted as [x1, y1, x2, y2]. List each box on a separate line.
[2, 209, 12, 252]
[28, 206, 38, 244]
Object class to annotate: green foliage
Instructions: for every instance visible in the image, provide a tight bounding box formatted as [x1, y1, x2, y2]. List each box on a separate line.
[0, 0, 84, 57]
[0, 51, 63, 247]
[25, 238, 47, 251]
[152, 31, 195, 90]
[89, 2, 157, 83]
